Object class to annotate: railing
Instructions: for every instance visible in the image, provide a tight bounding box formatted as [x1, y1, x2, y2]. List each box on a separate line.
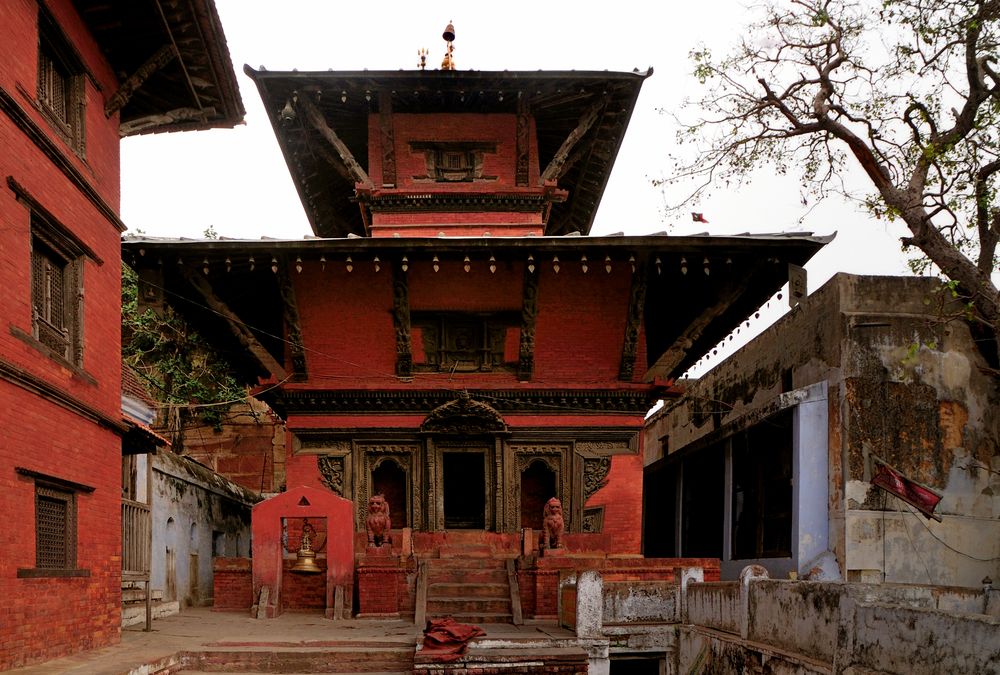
[122, 498, 151, 580]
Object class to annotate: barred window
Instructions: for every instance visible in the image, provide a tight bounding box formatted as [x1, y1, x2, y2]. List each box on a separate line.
[37, 11, 86, 154]
[16, 468, 91, 577]
[35, 484, 76, 569]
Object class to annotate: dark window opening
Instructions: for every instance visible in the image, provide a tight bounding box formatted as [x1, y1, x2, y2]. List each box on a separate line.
[212, 531, 225, 557]
[681, 446, 725, 558]
[443, 452, 486, 529]
[731, 408, 793, 559]
[642, 461, 677, 557]
[520, 460, 557, 530]
[372, 460, 408, 528]
[610, 656, 663, 675]
[413, 312, 515, 373]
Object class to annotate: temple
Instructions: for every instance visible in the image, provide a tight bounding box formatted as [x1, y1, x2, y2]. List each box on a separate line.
[122, 28, 828, 623]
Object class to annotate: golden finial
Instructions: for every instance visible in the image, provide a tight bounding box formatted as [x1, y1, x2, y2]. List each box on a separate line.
[441, 21, 456, 70]
[417, 48, 428, 70]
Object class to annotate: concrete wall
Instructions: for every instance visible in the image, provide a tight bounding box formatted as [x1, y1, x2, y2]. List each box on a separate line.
[677, 575, 1000, 675]
[646, 274, 1000, 587]
[151, 451, 256, 608]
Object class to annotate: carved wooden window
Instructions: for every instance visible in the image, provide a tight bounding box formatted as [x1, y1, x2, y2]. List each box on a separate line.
[410, 142, 496, 182]
[17, 468, 91, 577]
[30, 215, 83, 365]
[37, 11, 86, 155]
[413, 312, 515, 373]
[35, 483, 77, 569]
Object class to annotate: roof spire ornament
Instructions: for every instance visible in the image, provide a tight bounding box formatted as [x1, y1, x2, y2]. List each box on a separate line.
[441, 21, 456, 70]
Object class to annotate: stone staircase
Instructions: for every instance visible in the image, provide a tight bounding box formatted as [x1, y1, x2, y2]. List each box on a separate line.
[121, 583, 179, 627]
[175, 642, 414, 674]
[422, 550, 521, 624]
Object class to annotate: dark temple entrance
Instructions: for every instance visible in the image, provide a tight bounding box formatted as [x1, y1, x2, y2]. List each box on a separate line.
[443, 452, 486, 529]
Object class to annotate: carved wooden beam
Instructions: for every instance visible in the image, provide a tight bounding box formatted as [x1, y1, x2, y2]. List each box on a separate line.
[518, 265, 539, 381]
[179, 266, 288, 381]
[297, 96, 373, 188]
[539, 98, 605, 184]
[618, 259, 648, 381]
[276, 263, 307, 380]
[515, 99, 530, 186]
[643, 277, 751, 382]
[104, 44, 177, 117]
[379, 90, 396, 187]
[392, 264, 412, 377]
[118, 106, 215, 136]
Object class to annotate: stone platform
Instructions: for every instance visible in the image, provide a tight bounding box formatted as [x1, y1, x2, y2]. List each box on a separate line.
[6, 607, 579, 675]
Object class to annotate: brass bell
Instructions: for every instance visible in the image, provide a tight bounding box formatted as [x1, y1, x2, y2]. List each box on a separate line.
[291, 547, 321, 574]
[442, 22, 455, 43]
[290, 519, 322, 574]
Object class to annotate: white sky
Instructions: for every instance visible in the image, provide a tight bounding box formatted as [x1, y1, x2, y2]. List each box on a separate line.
[120, 0, 916, 376]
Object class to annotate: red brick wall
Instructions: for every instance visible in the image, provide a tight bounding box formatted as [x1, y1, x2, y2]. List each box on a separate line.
[281, 558, 328, 611]
[181, 402, 285, 493]
[587, 453, 644, 553]
[212, 558, 252, 610]
[368, 113, 538, 191]
[0, 387, 122, 669]
[0, 0, 124, 668]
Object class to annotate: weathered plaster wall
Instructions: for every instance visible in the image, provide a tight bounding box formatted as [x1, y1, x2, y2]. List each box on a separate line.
[646, 274, 1000, 587]
[150, 451, 256, 608]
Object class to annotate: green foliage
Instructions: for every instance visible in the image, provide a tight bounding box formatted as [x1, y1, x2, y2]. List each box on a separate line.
[122, 263, 245, 428]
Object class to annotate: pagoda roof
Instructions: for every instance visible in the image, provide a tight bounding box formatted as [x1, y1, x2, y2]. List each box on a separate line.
[123, 231, 831, 383]
[244, 67, 651, 238]
[75, 0, 245, 135]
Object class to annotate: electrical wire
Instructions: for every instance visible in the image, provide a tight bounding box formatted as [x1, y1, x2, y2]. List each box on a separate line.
[898, 501, 1000, 563]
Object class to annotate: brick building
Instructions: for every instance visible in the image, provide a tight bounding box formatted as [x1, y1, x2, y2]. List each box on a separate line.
[0, 0, 242, 668]
[123, 52, 827, 622]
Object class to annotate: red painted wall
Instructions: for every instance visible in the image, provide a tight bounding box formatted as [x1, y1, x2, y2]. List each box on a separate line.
[0, 1, 124, 667]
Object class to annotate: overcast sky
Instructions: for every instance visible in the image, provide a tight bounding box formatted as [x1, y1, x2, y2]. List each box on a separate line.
[120, 0, 916, 375]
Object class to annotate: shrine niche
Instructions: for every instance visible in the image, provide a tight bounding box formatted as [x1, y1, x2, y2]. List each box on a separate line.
[507, 444, 570, 532]
[355, 444, 420, 531]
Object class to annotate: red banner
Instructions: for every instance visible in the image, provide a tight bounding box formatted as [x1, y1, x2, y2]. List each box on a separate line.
[872, 462, 942, 520]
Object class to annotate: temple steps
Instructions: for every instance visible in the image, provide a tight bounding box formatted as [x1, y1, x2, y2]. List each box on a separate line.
[423, 557, 515, 624]
[172, 645, 414, 673]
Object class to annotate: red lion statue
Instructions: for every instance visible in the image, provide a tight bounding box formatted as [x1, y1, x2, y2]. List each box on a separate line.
[365, 494, 392, 547]
[540, 497, 564, 551]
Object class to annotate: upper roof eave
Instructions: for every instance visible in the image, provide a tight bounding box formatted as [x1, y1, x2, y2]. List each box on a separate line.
[122, 231, 835, 255]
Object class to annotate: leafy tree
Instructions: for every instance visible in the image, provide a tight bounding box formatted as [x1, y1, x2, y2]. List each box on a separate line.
[667, 0, 1000, 363]
[122, 263, 245, 431]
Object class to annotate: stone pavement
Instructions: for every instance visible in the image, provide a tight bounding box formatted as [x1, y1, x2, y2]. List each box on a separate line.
[6, 608, 577, 674]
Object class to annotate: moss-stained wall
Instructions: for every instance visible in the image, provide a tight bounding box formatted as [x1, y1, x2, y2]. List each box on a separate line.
[646, 274, 1000, 588]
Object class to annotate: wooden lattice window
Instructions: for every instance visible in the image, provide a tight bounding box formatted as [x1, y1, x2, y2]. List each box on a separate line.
[413, 312, 515, 373]
[35, 484, 76, 569]
[30, 218, 83, 365]
[410, 142, 497, 182]
[37, 10, 86, 154]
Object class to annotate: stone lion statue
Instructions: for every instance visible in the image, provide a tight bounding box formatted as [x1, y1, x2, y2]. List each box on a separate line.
[365, 494, 392, 547]
[540, 497, 564, 551]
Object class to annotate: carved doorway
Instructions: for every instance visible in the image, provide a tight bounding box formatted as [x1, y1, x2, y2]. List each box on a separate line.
[371, 459, 408, 529]
[520, 460, 557, 530]
[443, 451, 486, 529]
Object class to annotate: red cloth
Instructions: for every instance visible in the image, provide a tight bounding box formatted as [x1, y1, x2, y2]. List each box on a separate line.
[872, 462, 942, 519]
[420, 617, 486, 662]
